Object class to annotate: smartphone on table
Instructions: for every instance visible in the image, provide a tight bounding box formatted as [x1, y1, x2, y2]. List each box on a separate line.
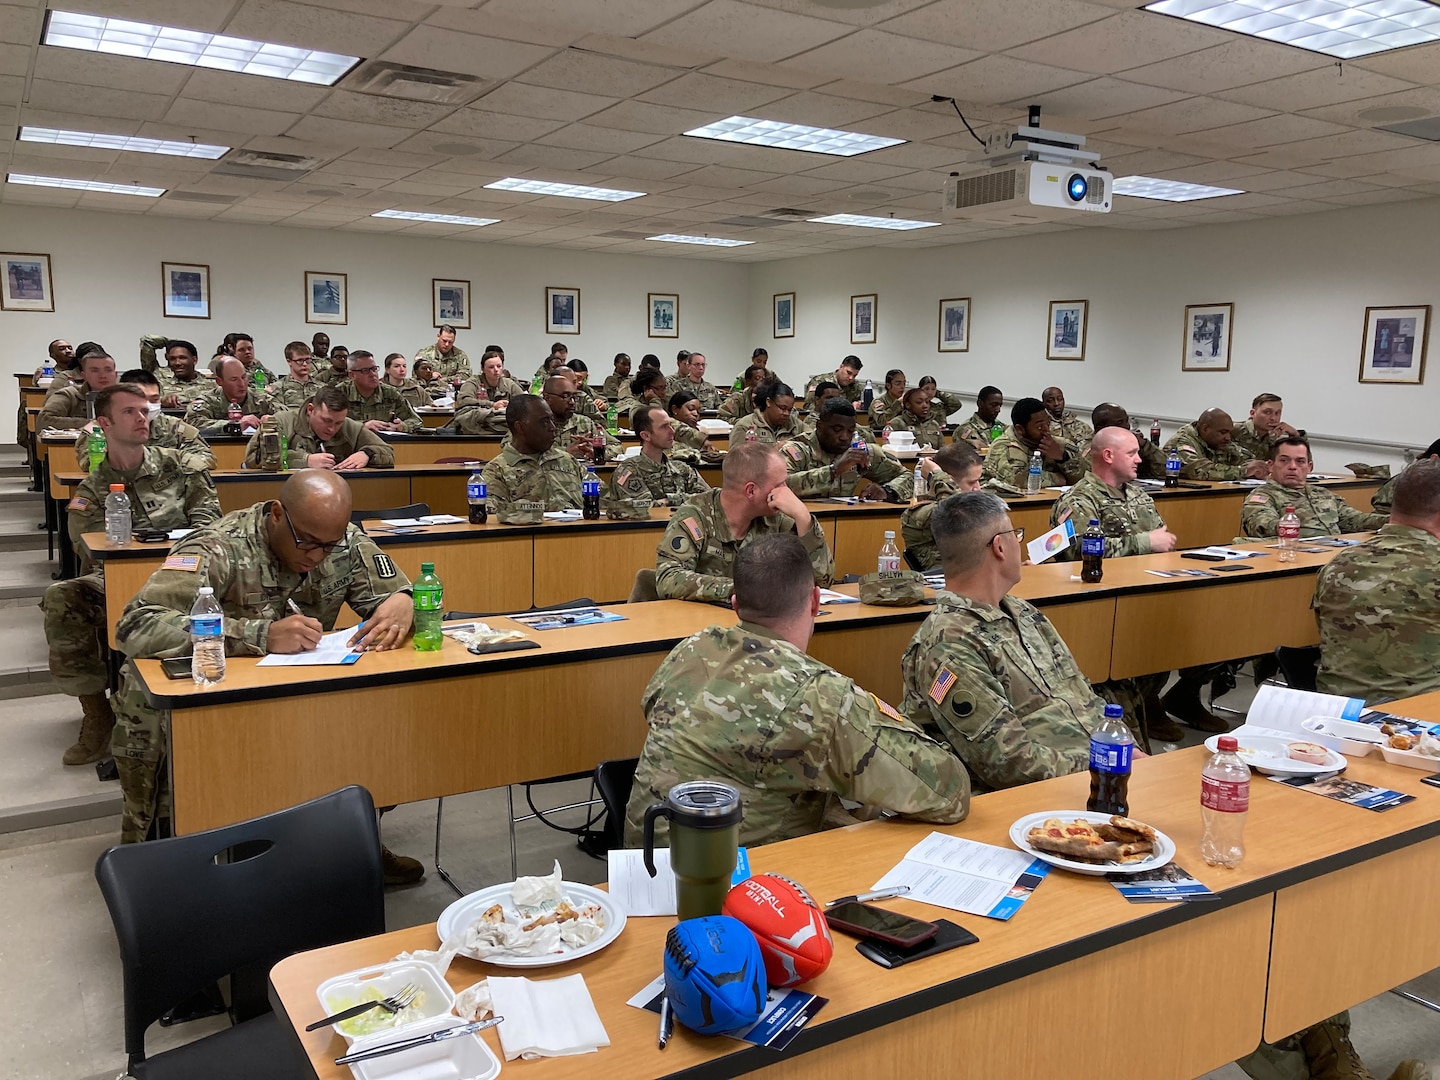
[824, 901, 938, 948]
[855, 919, 980, 968]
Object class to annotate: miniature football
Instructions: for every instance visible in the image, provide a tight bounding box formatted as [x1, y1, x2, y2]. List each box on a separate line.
[663, 915, 767, 1035]
[722, 873, 834, 988]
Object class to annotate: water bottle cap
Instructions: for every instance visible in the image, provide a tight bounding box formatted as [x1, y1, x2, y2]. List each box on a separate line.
[420, 562, 435, 574]
[884, 531, 895, 539]
[1088, 518, 1099, 525]
[198, 586, 213, 596]
[1217, 735, 1239, 752]
[1284, 506, 1295, 513]
[109, 484, 124, 492]
[1103, 704, 1123, 719]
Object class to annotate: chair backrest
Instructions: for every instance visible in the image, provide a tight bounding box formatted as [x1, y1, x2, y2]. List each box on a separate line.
[628, 569, 659, 604]
[350, 502, 431, 524]
[95, 786, 385, 1065]
[594, 758, 639, 849]
[902, 547, 925, 572]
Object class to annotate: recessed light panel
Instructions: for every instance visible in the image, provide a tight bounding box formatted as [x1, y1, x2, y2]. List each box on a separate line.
[684, 116, 904, 157]
[646, 234, 754, 247]
[19, 126, 229, 159]
[807, 213, 940, 230]
[373, 209, 500, 226]
[1113, 175, 1245, 202]
[1143, 0, 1440, 59]
[7, 172, 165, 196]
[43, 10, 360, 85]
[484, 178, 644, 202]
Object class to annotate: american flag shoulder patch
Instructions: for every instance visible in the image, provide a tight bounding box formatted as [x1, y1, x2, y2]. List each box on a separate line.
[928, 666, 957, 704]
[162, 555, 200, 572]
[870, 694, 902, 722]
[681, 517, 703, 543]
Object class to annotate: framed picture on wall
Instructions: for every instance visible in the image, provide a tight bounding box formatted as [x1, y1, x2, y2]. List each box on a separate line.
[938, 297, 970, 352]
[433, 279, 470, 329]
[1182, 302, 1233, 372]
[1047, 299, 1088, 361]
[305, 271, 347, 325]
[545, 287, 580, 335]
[773, 292, 795, 338]
[649, 292, 679, 338]
[1, 252, 54, 312]
[161, 262, 210, 320]
[1359, 305, 1429, 385]
[850, 293, 877, 345]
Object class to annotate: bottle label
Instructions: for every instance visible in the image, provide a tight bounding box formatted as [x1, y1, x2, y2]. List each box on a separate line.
[467, 480, 484, 501]
[1202, 775, 1249, 812]
[1081, 536, 1104, 557]
[190, 614, 223, 638]
[878, 556, 901, 573]
[1089, 738, 1132, 774]
[414, 587, 443, 612]
[1167, 459, 1181, 473]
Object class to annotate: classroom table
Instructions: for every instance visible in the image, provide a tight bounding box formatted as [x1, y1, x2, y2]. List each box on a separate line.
[267, 701, 1440, 1080]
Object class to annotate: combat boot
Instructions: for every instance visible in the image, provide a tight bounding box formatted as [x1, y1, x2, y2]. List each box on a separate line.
[1387, 1061, 1433, 1080]
[382, 845, 424, 887]
[1162, 674, 1229, 734]
[1298, 1018, 1374, 1080]
[1144, 692, 1185, 743]
[62, 693, 114, 766]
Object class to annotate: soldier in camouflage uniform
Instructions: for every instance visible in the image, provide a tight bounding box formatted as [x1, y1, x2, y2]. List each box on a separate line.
[608, 405, 709, 508]
[901, 442, 984, 571]
[72, 370, 216, 474]
[1092, 403, 1166, 480]
[1241, 437, 1387, 539]
[668, 353, 722, 410]
[801, 356, 864, 410]
[599, 353, 631, 400]
[138, 335, 214, 407]
[668, 392, 722, 461]
[886, 387, 946, 449]
[783, 400, 914, 502]
[313, 347, 351, 385]
[185, 359, 274, 436]
[867, 369, 909, 429]
[614, 369, 668, 431]
[718, 364, 768, 421]
[1161, 408, 1267, 481]
[482, 395, 583, 523]
[900, 491, 1103, 791]
[729, 381, 804, 445]
[916, 376, 965, 422]
[267, 342, 319, 413]
[1372, 441, 1440, 513]
[44, 385, 221, 768]
[454, 352, 526, 435]
[954, 385, 1006, 449]
[981, 397, 1086, 489]
[344, 351, 424, 433]
[627, 533, 968, 847]
[21, 339, 74, 458]
[242, 383, 394, 469]
[383, 353, 430, 411]
[531, 376, 619, 459]
[415, 325, 471, 385]
[1042, 386, 1094, 447]
[1230, 392, 1300, 462]
[111, 472, 415, 861]
[37, 350, 119, 431]
[656, 442, 833, 602]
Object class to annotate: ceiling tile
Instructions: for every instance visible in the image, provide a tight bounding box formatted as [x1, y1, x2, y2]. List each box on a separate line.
[1299, 87, 1440, 128]
[753, 91, 890, 129]
[639, 72, 790, 113]
[863, 141, 977, 170]
[495, 142, 614, 170]
[675, 163, 781, 189]
[342, 146, 446, 168]
[286, 115, 409, 147]
[224, 0, 411, 56]
[1018, 77, 1188, 122]
[423, 7, 578, 47]
[1273, 178, 1382, 200]
[431, 109, 567, 142]
[1218, 66, 1415, 113]
[1010, 11, 1230, 75]
[1150, 161, 1271, 185]
[0, 40, 25, 77]
[561, 33, 721, 70]
[1320, 188, 1428, 207]
[27, 79, 171, 122]
[1119, 40, 1328, 96]
[808, 78, 928, 108]
[1198, 114, 1348, 150]
[381, 27, 557, 81]
[1297, 157, 1393, 180]
[0, 4, 41, 46]
[1283, 128, 1417, 161]
[900, 56, 1090, 103]
[800, 159, 915, 183]
[299, 0, 436, 18]
[1115, 96, 1274, 137]
[380, 177, 473, 197]
[699, 58, 830, 90]
[1232, 147, 1331, 170]
[389, 131, 518, 158]
[517, 49, 681, 97]
[0, 72, 19, 105]
[29, 48, 191, 94]
[881, 0, 1109, 52]
[640, 0, 851, 64]
[855, 106, 969, 142]
[579, 154, 701, 180]
[471, 83, 617, 123]
[1350, 40, 1440, 85]
[313, 90, 456, 129]
[163, 97, 301, 137]
[535, 123, 667, 155]
[584, 100, 720, 136]
[781, 29, 980, 83]
[183, 69, 331, 113]
[481, 0, 704, 37]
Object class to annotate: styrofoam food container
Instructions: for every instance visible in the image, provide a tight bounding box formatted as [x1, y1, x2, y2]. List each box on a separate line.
[316, 959, 454, 1045]
[697, 418, 731, 433]
[1301, 716, 1386, 757]
[1380, 744, 1440, 771]
[346, 1015, 501, 1080]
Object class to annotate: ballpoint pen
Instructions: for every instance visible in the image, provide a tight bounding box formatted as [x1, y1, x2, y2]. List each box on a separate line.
[825, 885, 910, 907]
[658, 996, 673, 1050]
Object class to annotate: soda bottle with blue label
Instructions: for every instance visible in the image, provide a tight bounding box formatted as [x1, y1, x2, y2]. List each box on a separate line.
[1087, 704, 1132, 816]
[1080, 518, 1104, 583]
[1165, 449, 1182, 488]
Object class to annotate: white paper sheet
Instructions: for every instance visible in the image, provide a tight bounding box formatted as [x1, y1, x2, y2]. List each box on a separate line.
[607, 849, 677, 917]
[818, 588, 860, 605]
[869, 832, 1047, 920]
[1025, 518, 1074, 565]
[256, 626, 362, 666]
[1247, 684, 1365, 728]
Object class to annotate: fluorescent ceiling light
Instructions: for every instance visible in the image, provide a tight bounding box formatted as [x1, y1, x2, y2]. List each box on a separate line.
[43, 10, 360, 85]
[1113, 175, 1244, 202]
[646, 234, 754, 247]
[373, 209, 500, 227]
[484, 177, 644, 202]
[19, 126, 229, 159]
[1143, 0, 1440, 59]
[7, 172, 165, 196]
[807, 213, 939, 230]
[684, 116, 904, 157]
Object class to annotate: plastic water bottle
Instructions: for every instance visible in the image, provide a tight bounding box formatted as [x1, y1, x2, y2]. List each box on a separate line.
[1149, 418, 1161, 446]
[227, 400, 242, 424]
[413, 562, 443, 651]
[1165, 449, 1182, 488]
[190, 587, 225, 686]
[87, 426, 106, 471]
[467, 465, 487, 524]
[1201, 734, 1249, 868]
[862, 379, 874, 409]
[591, 430, 606, 466]
[582, 467, 602, 520]
[606, 403, 619, 435]
[1080, 518, 1104, 583]
[104, 484, 132, 545]
[1026, 450, 1043, 494]
[1277, 506, 1300, 563]
[744, 426, 758, 442]
[877, 530, 901, 573]
[41, 360, 54, 383]
[913, 460, 926, 499]
[882, 423, 893, 444]
[1086, 704, 1133, 815]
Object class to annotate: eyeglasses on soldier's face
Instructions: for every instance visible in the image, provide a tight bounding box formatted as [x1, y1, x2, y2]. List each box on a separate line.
[990, 526, 1025, 545]
[278, 503, 344, 553]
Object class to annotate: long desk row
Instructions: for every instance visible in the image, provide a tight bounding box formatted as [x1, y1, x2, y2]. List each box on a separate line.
[269, 695, 1440, 1080]
[128, 538, 1352, 836]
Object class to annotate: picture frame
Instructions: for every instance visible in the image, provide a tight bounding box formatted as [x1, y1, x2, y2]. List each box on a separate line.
[850, 293, 877, 345]
[773, 292, 795, 338]
[161, 261, 210, 320]
[1, 252, 54, 312]
[433, 279, 470, 329]
[648, 292, 679, 339]
[1359, 305, 1429, 385]
[937, 297, 970, 353]
[1047, 299, 1088, 361]
[545, 286, 580, 336]
[1182, 302, 1233, 372]
[304, 271, 347, 325]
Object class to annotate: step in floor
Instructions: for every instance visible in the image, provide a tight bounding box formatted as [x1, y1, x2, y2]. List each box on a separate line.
[0, 693, 121, 832]
[0, 602, 54, 691]
[0, 548, 62, 601]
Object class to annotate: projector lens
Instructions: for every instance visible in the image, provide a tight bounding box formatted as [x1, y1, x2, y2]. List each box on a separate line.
[1067, 173, 1088, 202]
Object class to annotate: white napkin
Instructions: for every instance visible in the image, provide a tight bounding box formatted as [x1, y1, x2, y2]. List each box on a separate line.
[487, 974, 609, 1061]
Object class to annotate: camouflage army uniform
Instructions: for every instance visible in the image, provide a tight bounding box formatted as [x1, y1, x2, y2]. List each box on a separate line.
[887, 408, 945, 450]
[729, 411, 806, 446]
[1312, 524, 1440, 701]
[266, 376, 317, 413]
[930, 390, 966, 420]
[1230, 419, 1285, 463]
[453, 375, 525, 435]
[1135, 434, 1167, 481]
[312, 364, 351, 386]
[656, 487, 833, 602]
[44, 446, 222, 701]
[138, 335, 214, 405]
[900, 591, 1103, 792]
[1240, 480, 1387, 538]
[37, 382, 99, 431]
[611, 396, 649, 429]
[608, 451, 708, 508]
[37, 364, 78, 391]
[1052, 473, 1167, 558]
[556, 411, 620, 454]
[346, 382, 424, 434]
[111, 503, 412, 843]
[1161, 423, 1250, 480]
[718, 388, 756, 421]
[416, 344, 471, 381]
[393, 379, 431, 410]
[955, 413, 1006, 449]
[867, 393, 907, 429]
[669, 376, 721, 410]
[900, 473, 958, 571]
[1371, 473, 1398, 514]
[981, 430, 1086, 489]
[623, 621, 969, 847]
[184, 387, 276, 436]
[481, 444, 583, 522]
[73, 414, 215, 474]
[600, 372, 628, 400]
[1049, 410, 1093, 447]
[782, 431, 914, 501]
[802, 372, 864, 410]
[242, 410, 395, 469]
[670, 420, 712, 454]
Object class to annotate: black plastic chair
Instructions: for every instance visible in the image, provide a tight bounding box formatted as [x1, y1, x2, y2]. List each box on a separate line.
[902, 547, 926, 572]
[1275, 646, 1321, 692]
[595, 758, 640, 850]
[94, 786, 385, 1080]
[350, 502, 430, 525]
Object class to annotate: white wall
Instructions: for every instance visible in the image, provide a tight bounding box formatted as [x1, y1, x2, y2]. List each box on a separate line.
[747, 198, 1440, 468]
[0, 205, 750, 420]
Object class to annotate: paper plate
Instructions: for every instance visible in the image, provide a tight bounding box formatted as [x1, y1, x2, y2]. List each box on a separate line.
[1205, 734, 1345, 776]
[436, 881, 625, 968]
[1008, 810, 1176, 877]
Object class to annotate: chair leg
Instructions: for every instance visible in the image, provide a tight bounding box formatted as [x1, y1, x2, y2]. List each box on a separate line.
[433, 797, 464, 898]
[507, 786, 518, 880]
[1391, 987, 1440, 1013]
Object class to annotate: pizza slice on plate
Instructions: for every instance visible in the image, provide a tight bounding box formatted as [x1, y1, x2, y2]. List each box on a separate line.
[1026, 816, 1155, 864]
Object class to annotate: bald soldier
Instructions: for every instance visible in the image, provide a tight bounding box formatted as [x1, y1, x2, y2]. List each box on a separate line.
[626, 534, 969, 848]
[656, 442, 833, 603]
[900, 442, 984, 571]
[1093, 402, 1166, 480]
[1161, 408, 1267, 481]
[1241, 436, 1387, 539]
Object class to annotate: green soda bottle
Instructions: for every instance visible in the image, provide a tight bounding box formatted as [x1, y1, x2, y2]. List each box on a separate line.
[253, 366, 268, 391]
[413, 562, 444, 651]
[606, 402, 618, 435]
[87, 426, 106, 471]
[732, 374, 743, 392]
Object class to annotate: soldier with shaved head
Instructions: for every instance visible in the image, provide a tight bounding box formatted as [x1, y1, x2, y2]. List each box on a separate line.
[1161, 407, 1268, 481]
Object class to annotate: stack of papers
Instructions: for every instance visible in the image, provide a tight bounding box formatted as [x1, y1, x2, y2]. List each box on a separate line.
[257, 626, 363, 667]
[818, 588, 860, 604]
[870, 831, 1049, 921]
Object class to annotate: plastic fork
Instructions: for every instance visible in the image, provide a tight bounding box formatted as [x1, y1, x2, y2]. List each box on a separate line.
[306, 983, 420, 1032]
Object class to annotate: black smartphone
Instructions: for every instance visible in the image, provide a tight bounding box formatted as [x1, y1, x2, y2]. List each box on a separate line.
[824, 902, 937, 948]
[1420, 772, 1440, 789]
[1212, 564, 1254, 572]
[133, 529, 171, 544]
[1181, 552, 1226, 562]
[160, 657, 193, 679]
[856, 919, 978, 968]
